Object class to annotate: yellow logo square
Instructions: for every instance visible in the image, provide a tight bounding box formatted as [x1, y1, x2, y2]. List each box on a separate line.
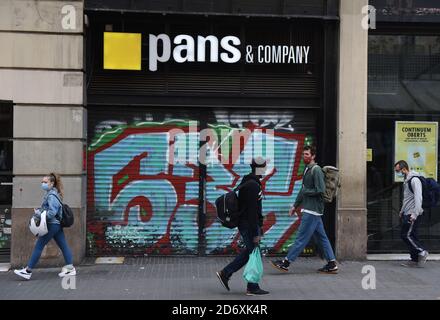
[103, 32, 141, 70]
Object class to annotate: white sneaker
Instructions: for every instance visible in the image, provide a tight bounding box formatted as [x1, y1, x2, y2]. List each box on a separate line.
[58, 266, 76, 278]
[418, 251, 429, 267]
[14, 268, 32, 280]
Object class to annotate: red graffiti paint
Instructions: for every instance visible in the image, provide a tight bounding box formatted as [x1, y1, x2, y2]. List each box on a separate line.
[87, 122, 308, 255]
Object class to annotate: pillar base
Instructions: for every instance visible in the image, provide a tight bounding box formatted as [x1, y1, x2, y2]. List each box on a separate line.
[336, 208, 367, 260]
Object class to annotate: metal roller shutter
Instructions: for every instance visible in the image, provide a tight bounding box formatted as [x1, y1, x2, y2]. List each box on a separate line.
[87, 107, 316, 256]
[87, 107, 202, 256]
[203, 109, 316, 255]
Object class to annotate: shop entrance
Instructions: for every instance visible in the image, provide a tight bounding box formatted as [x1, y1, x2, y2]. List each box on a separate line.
[0, 101, 13, 262]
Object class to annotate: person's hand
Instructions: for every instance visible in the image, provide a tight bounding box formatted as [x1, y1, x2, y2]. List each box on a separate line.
[289, 206, 296, 217]
[253, 236, 261, 245]
[410, 214, 417, 222]
[399, 212, 403, 219]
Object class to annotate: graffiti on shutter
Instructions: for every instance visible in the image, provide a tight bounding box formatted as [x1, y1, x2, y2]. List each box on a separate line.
[87, 108, 315, 256]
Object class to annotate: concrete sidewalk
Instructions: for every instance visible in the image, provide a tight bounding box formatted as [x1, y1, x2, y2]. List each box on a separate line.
[1, 257, 439, 300]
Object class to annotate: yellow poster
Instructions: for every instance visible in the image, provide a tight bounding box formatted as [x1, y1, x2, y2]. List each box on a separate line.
[367, 149, 372, 162]
[395, 121, 438, 182]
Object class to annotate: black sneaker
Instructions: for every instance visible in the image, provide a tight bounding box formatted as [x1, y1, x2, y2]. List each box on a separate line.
[246, 288, 270, 296]
[270, 259, 290, 272]
[216, 270, 230, 291]
[318, 261, 338, 274]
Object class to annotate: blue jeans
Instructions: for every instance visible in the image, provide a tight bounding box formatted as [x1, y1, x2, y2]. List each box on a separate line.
[286, 212, 336, 262]
[28, 223, 73, 269]
[401, 214, 425, 262]
[223, 226, 260, 291]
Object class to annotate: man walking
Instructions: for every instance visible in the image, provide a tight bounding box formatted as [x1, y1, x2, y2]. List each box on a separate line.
[394, 160, 429, 267]
[216, 157, 269, 296]
[270, 145, 338, 274]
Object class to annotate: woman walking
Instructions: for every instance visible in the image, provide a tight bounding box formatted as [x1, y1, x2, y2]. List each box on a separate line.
[14, 173, 76, 280]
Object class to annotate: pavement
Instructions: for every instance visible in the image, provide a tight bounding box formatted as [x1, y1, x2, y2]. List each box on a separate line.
[1, 256, 440, 300]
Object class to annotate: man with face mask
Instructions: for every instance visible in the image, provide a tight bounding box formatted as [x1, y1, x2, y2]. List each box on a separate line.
[270, 145, 338, 274]
[216, 157, 269, 296]
[394, 160, 429, 267]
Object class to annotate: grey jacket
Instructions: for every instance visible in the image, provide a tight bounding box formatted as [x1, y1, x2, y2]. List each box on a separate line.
[401, 171, 424, 218]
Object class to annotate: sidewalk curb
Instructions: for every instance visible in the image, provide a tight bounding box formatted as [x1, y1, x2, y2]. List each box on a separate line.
[0, 263, 11, 272]
[367, 254, 440, 261]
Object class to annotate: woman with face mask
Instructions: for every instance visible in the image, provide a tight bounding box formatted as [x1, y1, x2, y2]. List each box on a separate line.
[14, 173, 75, 280]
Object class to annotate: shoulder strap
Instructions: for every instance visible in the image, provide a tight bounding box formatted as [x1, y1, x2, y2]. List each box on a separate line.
[233, 179, 264, 206]
[48, 193, 63, 220]
[407, 176, 421, 194]
[48, 193, 63, 204]
[302, 164, 317, 184]
[305, 164, 318, 174]
[233, 180, 254, 192]
[311, 164, 320, 175]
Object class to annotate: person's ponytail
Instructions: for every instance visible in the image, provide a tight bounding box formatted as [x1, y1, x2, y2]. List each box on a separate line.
[48, 172, 64, 200]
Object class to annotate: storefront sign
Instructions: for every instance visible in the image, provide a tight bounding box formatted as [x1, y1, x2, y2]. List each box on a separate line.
[394, 121, 438, 182]
[104, 32, 311, 71]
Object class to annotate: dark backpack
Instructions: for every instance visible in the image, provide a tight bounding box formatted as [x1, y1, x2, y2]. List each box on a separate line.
[50, 194, 74, 228]
[408, 176, 440, 209]
[215, 181, 251, 229]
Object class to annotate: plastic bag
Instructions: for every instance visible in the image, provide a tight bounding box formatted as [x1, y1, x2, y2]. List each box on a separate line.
[243, 247, 263, 283]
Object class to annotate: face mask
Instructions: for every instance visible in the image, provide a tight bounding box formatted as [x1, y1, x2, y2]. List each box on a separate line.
[396, 171, 404, 178]
[41, 183, 50, 191]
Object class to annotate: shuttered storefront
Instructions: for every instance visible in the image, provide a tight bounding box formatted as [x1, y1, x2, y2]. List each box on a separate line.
[85, 10, 336, 256]
[87, 107, 316, 256]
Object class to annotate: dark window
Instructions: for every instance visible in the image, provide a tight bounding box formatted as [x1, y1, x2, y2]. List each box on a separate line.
[0, 103, 13, 174]
[367, 35, 440, 253]
[0, 103, 12, 138]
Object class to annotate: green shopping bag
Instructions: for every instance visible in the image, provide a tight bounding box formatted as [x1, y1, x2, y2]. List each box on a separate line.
[243, 247, 263, 283]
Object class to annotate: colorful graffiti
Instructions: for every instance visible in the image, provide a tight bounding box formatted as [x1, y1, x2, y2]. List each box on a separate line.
[0, 212, 11, 253]
[87, 119, 312, 255]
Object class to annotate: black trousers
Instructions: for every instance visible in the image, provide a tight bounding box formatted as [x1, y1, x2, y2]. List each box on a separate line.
[223, 226, 259, 290]
[400, 214, 425, 262]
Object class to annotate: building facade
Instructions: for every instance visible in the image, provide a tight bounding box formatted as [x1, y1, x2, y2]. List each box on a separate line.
[4, 0, 438, 266]
[0, 0, 86, 266]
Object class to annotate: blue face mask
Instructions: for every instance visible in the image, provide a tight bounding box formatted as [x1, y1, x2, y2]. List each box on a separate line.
[396, 171, 405, 178]
[41, 182, 50, 191]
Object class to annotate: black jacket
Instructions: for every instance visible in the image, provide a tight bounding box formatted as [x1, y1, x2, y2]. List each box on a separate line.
[237, 173, 264, 235]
